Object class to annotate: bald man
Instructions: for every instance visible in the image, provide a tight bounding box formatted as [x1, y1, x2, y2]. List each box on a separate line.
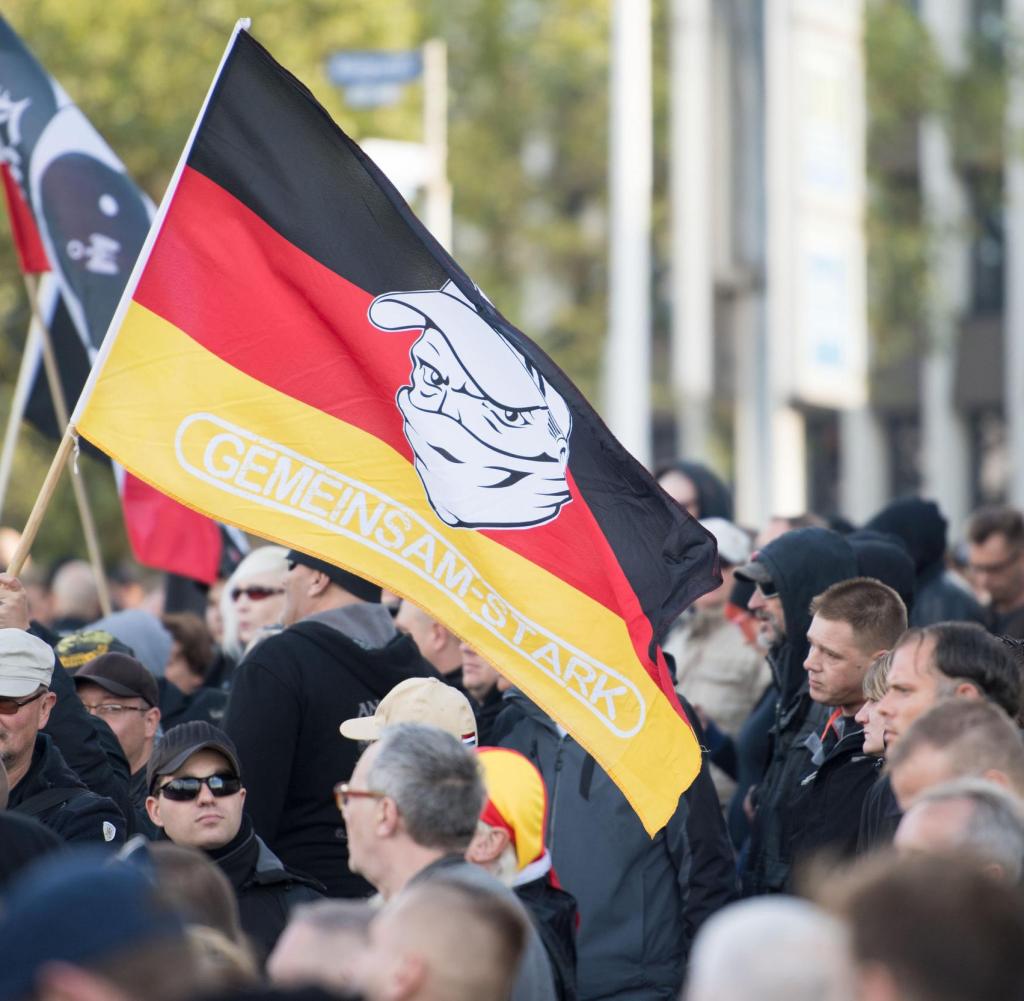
[394, 601, 464, 690]
[355, 877, 528, 1001]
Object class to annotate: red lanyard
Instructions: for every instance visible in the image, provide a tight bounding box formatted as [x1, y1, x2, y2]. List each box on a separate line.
[821, 708, 843, 744]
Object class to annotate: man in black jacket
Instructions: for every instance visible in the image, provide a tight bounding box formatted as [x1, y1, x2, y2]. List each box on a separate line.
[146, 721, 322, 961]
[1, 627, 125, 845]
[223, 552, 437, 897]
[782, 577, 907, 874]
[735, 527, 858, 896]
[73, 651, 161, 836]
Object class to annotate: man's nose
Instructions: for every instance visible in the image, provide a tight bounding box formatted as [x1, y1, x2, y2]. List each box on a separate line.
[196, 781, 216, 805]
[749, 589, 765, 610]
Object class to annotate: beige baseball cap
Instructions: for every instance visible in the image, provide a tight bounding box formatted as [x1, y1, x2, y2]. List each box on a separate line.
[0, 629, 55, 698]
[339, 677, 478, 745]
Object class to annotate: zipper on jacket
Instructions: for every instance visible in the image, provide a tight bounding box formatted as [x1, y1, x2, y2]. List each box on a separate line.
[548, 736, 567, 844]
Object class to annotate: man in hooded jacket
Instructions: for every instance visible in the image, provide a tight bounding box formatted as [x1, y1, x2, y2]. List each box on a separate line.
[224, 552, 438, 897]
[865, 497, 985, 627]
[734, 527, 858, 896]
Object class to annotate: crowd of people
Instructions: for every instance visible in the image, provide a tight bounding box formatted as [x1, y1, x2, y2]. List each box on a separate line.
[1, 463, 1024, 1001]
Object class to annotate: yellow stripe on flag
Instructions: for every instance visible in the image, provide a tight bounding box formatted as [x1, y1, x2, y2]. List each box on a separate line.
[77, 301, 699, 830]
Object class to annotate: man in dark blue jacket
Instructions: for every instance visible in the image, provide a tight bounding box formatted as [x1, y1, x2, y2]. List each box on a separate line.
[1, 627, 125, 844]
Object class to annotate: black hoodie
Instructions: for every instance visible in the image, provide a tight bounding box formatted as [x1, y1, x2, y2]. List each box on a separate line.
[740, 527, 858, 895]
[224, 604, 438, 897]
[865, 498, 985, 627]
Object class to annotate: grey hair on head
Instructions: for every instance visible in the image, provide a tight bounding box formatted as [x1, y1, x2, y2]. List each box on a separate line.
[367, 722, 485, 852]
[910, 777, 1024, 882]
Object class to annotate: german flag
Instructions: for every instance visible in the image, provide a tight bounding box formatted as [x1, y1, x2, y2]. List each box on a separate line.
[73, 26, 719, 832]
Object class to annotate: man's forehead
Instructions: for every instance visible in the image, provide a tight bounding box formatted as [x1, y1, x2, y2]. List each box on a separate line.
[893, 636, 937, 679]
[174, 748, 233, 775]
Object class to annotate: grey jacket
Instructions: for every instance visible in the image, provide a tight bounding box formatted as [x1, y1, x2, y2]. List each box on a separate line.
[412, 855, 558, 1001]
[497, 693, 692, 1001]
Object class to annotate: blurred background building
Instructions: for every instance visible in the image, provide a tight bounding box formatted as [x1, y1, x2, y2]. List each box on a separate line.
[655, 0, 1018, 535]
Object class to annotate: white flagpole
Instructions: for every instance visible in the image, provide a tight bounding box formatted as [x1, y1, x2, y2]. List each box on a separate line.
[69, 17, 252, 428]
[0, 307, 42, 523]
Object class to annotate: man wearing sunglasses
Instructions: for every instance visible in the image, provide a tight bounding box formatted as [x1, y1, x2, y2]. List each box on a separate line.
[1, 628, 126, 845]
[223, 551, 437, 898]
[145, 721, 322, 961]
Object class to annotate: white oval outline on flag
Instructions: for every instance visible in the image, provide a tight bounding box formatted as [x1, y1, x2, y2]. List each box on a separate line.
[174, 412, 648, 738]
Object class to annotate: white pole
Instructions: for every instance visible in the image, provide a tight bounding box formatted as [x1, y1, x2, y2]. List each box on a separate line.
[422, 39, 452, 251]
[1006, 0, 1024, 506]
[764, 0, 806, 517]
[0, 302, 44, 523]
[669, 0, 713, 461]
[605, 0, 653, 467]
[919, 0, 970, 531]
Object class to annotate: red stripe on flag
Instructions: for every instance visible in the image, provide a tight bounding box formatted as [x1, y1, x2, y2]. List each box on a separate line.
[134, 167, 629, 618]
[122, 472, 222, 584]
[1, 165, 50, 274]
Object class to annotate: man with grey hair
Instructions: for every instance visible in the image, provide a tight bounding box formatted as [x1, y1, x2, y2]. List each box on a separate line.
[894, 777, 1024, 883]
[340, 723, 557, 1001]
[887, 698, 1024, 811]
[684, 897, 855, 1001]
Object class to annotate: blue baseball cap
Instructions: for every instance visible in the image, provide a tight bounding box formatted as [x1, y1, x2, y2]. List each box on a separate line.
[0, 850, 185, 1001]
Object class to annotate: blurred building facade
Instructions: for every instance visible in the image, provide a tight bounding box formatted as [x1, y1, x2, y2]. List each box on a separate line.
[663, 0, 1017, 536]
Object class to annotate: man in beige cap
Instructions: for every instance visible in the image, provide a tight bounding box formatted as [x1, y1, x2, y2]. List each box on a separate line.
[340, 677, 478, 746]
[0, 628, 125, 844]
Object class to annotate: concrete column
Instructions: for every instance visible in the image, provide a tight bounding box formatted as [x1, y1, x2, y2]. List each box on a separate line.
[1005, 0, 1024, 506]
[605, 0, 653, 467]
[839, 406, 889, 523]
[919, 0, 971, 531]
[669, 0, 713, 461]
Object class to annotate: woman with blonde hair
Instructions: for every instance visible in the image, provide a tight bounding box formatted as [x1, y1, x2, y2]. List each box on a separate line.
[220, 545, 290, 662]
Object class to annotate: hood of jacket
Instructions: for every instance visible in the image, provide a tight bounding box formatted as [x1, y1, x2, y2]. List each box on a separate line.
[663, 460, 734, 520]
[755, 528, 859, 705]
[864, 497, 947, 578]
[848, 529, 916, 614]
[302, 602, 397, 651]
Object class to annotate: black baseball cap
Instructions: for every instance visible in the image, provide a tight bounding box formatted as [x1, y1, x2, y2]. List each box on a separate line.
[73, 652, 159, 708]
[146, 721, 241, 793]
[286, 550, 381, 603]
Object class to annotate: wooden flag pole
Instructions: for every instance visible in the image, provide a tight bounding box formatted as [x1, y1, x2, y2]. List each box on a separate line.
[0, 315, 42, 523]
[19, 275, 112, 615]
[7, 425, 74, 578]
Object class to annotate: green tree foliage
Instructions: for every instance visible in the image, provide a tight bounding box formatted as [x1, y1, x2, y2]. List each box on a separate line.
[0, 1, 617, 571]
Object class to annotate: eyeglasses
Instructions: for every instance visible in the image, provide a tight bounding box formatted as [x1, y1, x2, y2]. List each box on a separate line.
[334, 782, 386, 811]
[969, 550, 1024, 576]
[81, 703, 149, 717]
[0, 689, 47, 716]
[156, 773, 243, 801]
[230, 586, 284, 603]
[756, 579, 779, 599]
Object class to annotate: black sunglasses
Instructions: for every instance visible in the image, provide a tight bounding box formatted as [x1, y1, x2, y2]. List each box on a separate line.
[756, 579, 779, 599]
[156, 773, 242, 801]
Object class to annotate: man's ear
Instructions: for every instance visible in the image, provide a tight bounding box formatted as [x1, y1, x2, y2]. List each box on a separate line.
[145, 794, 162, 827]
[378, 797, 401, 838]
[309, 571, 332, 599]
[954, 682, 984, 701]
[467, 826, 508, 865]
[36, 690, 58, 730]
[144, 708, 161, 739]
[388, 953, 427, 1001]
